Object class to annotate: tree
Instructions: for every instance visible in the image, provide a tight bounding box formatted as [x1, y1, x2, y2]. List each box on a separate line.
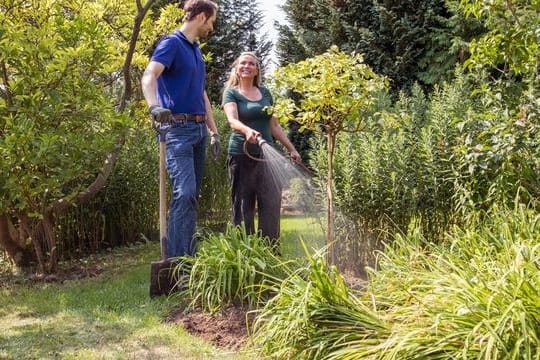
[277, 0, 465, 92]
[204, 0, 272, 103]
[271, 47, 387, 265]
[0, 0, 182, 273]
[460, 0, 539, 80]
[276, 0, 339, 64]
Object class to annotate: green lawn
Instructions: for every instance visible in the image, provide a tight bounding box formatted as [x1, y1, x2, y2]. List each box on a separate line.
[0, 243, 256, 359]
[0, 215, 324, 359]
[280, 214, 325, 258]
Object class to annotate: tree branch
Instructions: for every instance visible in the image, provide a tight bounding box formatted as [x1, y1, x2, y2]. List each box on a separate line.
[52, 0, 156, 217]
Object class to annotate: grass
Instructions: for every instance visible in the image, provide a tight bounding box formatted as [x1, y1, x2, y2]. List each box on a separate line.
[279, 215, 326, 258]
[254, 207, 540, 359]
[0, 215, 324, 360]
[0, 242, 254, 359]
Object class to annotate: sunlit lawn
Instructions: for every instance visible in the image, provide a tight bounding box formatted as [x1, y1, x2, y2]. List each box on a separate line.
[0, 243, 255, 359]
[280, 214, 326, 258]
[0, 215, 322, 359]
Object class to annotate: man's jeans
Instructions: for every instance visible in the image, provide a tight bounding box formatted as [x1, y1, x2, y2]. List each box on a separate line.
[165, 121, 207, 258]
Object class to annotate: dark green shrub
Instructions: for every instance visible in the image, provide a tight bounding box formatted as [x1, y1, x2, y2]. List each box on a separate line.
[56, 125, 158, 258]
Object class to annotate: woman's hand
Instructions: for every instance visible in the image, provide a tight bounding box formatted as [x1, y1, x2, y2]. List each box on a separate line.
[290, 150, 302, 163]
[245, 128, 261, 144]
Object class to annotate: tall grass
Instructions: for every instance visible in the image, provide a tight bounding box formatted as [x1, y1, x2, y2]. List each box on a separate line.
[252, 245, 388, 359]
[253, 206, 540, 359]
[179, 225, 295, 312]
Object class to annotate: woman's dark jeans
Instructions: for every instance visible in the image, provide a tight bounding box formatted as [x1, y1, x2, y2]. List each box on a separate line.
[227, 154, 282, 244]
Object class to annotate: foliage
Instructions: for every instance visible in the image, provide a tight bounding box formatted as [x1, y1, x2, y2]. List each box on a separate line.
[198, 107, 232, 230]
[56, 125, 159, 258]
[203, 0, 272, 103]
[179, 224, 294, 312]
[254, 206, 540, 359]
[276, 0, 342, 64]
[0, 0, 183, 272]
[366, 206, 540, 359]
[271, 46, 387, 264]
[277, 0, 467, 92]
[460, 0, 540, 79]
[252, 245, 386, 360]
[306, 63, 539, 274]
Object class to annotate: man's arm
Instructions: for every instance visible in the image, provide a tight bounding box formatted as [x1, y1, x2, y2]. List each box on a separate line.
[141, 61, 165, 108]
[204, 91, 218, 136]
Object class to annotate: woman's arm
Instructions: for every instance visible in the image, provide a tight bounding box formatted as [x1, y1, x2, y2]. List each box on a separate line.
[223, 102, 260, 144]
[269, 116, 301, 163]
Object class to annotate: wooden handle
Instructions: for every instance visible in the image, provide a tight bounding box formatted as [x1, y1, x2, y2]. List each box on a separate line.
[159, 140, 168, 260]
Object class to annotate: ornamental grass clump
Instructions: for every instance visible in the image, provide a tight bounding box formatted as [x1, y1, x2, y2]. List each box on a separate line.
[252, 246, 389, 359]
[363, 207, 540, 359]
[178, 225, 294, 312]
[254, 207, 540, 359]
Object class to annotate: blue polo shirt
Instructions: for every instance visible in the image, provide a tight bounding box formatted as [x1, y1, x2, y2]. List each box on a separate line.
[151, 30, 206, 115]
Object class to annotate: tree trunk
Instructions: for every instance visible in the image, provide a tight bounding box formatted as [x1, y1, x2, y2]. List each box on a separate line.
[0, 214, 35, 268]
[326, 133, 336, 266]
[42, 212, 58, 274]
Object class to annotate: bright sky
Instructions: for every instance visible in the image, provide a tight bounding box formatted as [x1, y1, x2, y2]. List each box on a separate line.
[259, 0, 286, 70]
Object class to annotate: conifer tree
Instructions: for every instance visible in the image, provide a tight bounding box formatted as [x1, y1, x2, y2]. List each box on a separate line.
[204, 0, 272, 103]
[277, 0, 476, 92]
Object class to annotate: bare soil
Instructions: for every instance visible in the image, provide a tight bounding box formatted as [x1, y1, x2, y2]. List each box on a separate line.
[167, 305, 254, 351]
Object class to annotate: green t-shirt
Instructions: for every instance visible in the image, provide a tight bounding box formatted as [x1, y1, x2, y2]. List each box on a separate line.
[222, 86, 274, 156]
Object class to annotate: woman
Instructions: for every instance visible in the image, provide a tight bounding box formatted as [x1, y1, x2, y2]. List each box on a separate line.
[222, 52, 301, 247]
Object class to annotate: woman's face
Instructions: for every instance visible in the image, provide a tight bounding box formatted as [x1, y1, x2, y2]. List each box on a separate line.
[236, 54, 258, 80]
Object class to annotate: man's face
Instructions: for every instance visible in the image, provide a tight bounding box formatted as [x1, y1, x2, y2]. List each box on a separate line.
[198, 12, 216, 39]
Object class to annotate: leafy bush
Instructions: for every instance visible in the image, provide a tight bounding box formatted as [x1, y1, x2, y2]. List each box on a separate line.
[309, 70, 540, 274]
[56, 124, 158, 258]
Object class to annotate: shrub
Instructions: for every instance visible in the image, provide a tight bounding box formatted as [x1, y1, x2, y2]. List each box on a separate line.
[56, 125, 158, 258]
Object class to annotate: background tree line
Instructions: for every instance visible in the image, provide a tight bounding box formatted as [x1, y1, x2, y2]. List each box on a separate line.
[2, 0, 538, 275]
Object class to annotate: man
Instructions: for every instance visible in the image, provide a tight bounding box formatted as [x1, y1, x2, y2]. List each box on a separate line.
[141, 0, 220, 259]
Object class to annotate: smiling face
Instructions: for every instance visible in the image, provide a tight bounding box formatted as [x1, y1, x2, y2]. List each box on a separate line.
[236, 54, 260, 84]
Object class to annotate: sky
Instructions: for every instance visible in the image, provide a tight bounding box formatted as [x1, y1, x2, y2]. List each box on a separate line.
[259, 0, 286, 70]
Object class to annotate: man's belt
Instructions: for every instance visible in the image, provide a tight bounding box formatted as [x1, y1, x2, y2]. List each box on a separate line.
[172, 113, 206, 122]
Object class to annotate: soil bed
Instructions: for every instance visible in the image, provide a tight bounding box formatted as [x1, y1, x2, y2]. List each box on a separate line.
[167, 305, 254, 351]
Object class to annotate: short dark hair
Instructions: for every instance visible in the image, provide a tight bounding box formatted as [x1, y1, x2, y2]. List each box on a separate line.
[182, 0, 217, 22]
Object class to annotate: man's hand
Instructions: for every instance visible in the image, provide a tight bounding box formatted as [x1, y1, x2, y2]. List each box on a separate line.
[210, 133, 221, 160]
[149, 105, 171, 124]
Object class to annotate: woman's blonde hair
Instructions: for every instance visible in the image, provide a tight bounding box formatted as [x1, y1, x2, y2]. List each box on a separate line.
[224, 52, 262, 88]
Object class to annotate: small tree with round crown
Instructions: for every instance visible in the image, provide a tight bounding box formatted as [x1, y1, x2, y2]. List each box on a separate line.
[271, 46, 387, 265]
